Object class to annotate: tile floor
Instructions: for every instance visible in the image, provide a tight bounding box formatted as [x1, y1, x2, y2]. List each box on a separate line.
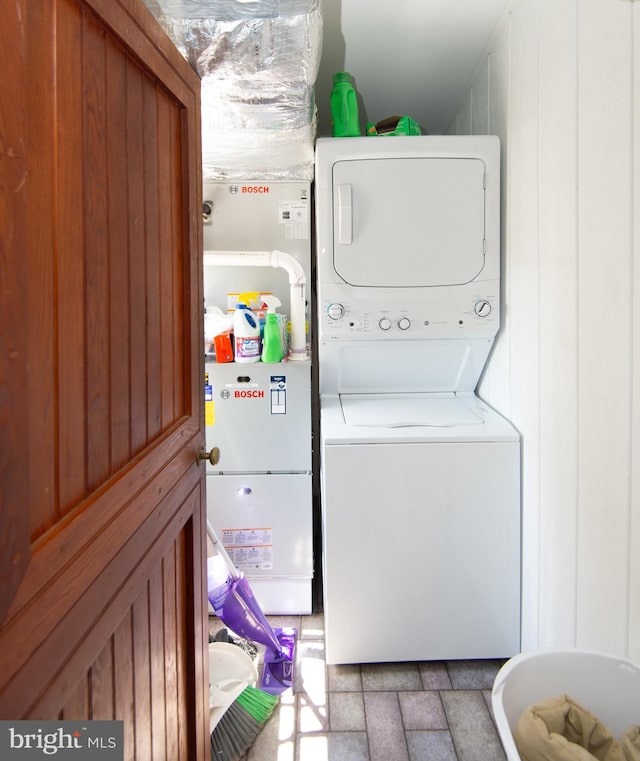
[209, 613, 509, 761]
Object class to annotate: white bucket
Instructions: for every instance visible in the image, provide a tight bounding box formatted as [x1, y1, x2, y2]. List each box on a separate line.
[492, 649, 640, 761]
[209, 642, 258, 733]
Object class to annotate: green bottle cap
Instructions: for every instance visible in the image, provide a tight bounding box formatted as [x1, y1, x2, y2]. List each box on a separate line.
[333, 72, 352, 85]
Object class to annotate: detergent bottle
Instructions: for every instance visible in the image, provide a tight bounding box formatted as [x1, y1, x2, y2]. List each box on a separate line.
[261, 313, 283, 363]
[233, 303, 261, 363]
[330, 72, 361, 137]
[261, 296, 283, 363]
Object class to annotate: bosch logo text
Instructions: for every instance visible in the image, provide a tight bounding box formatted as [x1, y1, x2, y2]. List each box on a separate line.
[242, 186, 269, 194]
[234, 390, 265, 398]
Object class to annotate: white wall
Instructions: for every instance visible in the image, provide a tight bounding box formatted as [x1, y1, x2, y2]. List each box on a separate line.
[449, 0, 640, 661]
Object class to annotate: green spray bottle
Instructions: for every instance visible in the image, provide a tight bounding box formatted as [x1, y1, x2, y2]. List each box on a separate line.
[261, 296, 283, 363]
[330, 72, 361, 137]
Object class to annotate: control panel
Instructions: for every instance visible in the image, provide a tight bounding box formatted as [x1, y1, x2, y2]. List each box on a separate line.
[318, 282, 500, 341]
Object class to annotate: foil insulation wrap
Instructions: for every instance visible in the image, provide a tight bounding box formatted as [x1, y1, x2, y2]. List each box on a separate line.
[148, 0, 322, 180]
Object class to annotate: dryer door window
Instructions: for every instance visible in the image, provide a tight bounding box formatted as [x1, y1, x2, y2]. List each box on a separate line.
[332, 157, 486, 287]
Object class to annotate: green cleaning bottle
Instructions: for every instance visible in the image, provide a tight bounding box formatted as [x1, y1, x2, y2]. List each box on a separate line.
[261, 313, 283, 363]
[330, 72, 361, 137]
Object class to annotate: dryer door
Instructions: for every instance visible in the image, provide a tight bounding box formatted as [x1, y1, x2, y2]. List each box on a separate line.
[332, 157, 486, 287]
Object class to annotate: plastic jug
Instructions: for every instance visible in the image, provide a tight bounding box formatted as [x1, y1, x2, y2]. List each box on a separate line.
[233, 303, 261, 363]
[261, 313, 283, 363]
[208, 642, 258, 732]
[330, 72, 360, 137]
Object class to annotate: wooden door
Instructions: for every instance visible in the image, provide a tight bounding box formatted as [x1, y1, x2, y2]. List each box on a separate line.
[0, 1, 208, 759]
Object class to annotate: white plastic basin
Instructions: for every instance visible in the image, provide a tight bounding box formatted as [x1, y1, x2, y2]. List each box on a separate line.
[492, 649, 640, 761]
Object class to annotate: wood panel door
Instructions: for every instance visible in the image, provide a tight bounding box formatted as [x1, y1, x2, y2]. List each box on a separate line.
[0, 1, 208, 759]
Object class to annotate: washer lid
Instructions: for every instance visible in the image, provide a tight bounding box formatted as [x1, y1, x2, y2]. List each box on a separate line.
[340, 393, 484, 427]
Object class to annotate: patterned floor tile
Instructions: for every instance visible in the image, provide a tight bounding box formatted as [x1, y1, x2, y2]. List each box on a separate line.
[398, 690, 448, 730]
[440, 690, 506, 761]
[329, 691, 366, 731]
[364, 692, 410, 761]
[445, 661, 505, 691]
[361, 662, 422, 691]
[405, 730, 458, 761]
[328, 663, 363, 692]
[297, 731, 370, 761]
[223, 613, 513, 761]
[419, 662, 453, 690]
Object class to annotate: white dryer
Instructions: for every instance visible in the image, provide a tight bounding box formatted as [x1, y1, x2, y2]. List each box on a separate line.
[315, 136, 521, 665]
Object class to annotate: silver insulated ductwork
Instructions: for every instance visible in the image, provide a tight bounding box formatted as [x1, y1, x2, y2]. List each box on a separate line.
[144, 0, 323, 180]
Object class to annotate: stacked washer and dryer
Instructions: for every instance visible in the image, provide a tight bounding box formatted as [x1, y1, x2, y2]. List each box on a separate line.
[314, 136, 521, 665]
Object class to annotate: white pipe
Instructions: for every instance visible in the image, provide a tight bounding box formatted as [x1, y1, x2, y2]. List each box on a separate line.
[203, 249, 308, 360]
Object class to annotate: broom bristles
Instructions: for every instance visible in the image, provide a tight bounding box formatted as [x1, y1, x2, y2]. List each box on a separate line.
[235, 684, 279, 724]
[210, 685, 279, 761]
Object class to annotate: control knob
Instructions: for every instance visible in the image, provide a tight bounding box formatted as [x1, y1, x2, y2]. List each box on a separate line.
[397, 317, 411, 330]
[474, 299, 492, 318]
[327, 303, 345, 320]
[378, 317, 392, 331]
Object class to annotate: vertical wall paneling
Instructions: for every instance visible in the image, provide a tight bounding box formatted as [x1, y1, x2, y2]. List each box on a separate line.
[113, 610, 135, 759]
[24, 2, 194, 515]
[53, 533, 192, 756]
[143, 74, 162, 442]
[483, 17, 513, 410]
[107, 38, 132, 474]
[61, 674, 90, 720]
[84, 12, 111, 492]
[472, 60, 490, 136]
[149, 565, 167, 759]
[174, 526, 189, 759]
[127, 65, 148, 456]
[458, 93, 473, 135]
[56, 1, 87, 513]
[576, 0, 633, 654]
[630, 3, 640, 665]
[452, 0, 640, 657]
[26, 2, 56, 538]
[171, 105, 186, 425]
[90, 641, 115, 718]
[163, 545, 179, 760]
[157, 92, 175, 431]
[537, 0, 579, 649]
[504, 0, 541, 652]
[132, 586, 152, 759]
[0, 0, 29, 623]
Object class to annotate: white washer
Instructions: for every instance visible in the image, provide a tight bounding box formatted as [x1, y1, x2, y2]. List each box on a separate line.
[315, 136, 521, 665]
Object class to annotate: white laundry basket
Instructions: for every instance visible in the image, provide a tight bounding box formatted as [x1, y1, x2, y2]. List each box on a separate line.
[491, 649, 640, 761]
